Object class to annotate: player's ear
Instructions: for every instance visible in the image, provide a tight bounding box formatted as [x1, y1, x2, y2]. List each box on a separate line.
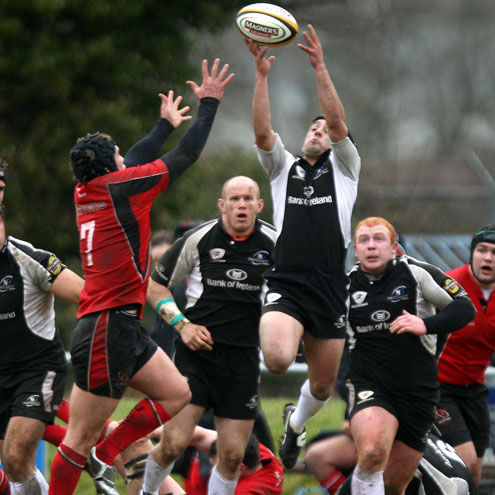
[257, 198, 264, 213]
[217, 198, 225, 213]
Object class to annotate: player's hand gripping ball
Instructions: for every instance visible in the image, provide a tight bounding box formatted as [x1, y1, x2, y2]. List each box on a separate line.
[236, 3, 298, 46]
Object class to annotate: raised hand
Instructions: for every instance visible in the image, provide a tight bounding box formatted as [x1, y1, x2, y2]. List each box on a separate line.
[298, 24, 325, 69]
[244, 38, 276, 76]
[186, 58, 235, 101]
[158, 90, 192, 128]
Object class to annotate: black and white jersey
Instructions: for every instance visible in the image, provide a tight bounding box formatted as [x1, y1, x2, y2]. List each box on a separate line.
[0, 237, 68, 373]
[347, 256, 475, 394]
[406, 434, 476, 494]
[256, 133, 360, 271]
[151, 218, 277, 348]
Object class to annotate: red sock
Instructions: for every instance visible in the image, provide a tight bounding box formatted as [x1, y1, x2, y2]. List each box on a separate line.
[56, 398, 70, 423]
[95, 397, 170, 465]
[0, 468, 10, 495]
[48, 443, 88, 495]
[321, 469, 346, 495]
[43, 423, 67, 446]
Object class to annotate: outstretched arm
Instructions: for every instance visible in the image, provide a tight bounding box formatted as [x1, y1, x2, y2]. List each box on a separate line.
[124, 91, 191, 167]
[162, 58, 234, 183]
[298, 25, 348, 143]
[245, 39, 277, 151]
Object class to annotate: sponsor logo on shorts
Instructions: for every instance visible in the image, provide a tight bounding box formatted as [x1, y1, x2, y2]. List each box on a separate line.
[334, 314, 347, 328]
[246, 394, 258, 409]
[48, 256, 62, 276]
[435, 408, 452, 426]
[388, 285, 408, 303]
[291, 165, 306, 180]
[0, 275, 15, 292]
[226, 269, 248, 281]
[249, 250, 270, 266]
[443, 278, 460, 295]
[0, 311, 16, 320]
[351, 290, 367, 307]
[357, 390, 374, 405]
[265, 292, 282, 305]
[23, 394, 41, 408]
[371, 310, 391, 322]
[209, 248, 225, 261]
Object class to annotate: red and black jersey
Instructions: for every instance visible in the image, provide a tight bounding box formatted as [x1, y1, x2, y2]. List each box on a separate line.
[438, 263, 495, 384]
[75, 160, 169, 318]
[184, 443, 283, 495]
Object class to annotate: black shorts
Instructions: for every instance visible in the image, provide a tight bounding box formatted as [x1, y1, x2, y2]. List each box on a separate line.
[174, 340, 259, 420]
[347, 378, 437, 452]
[262, 268, 348, 339]
[0, 368, 66, 439]
[71, 308, 157, 399]
[435, 382, 490, 457]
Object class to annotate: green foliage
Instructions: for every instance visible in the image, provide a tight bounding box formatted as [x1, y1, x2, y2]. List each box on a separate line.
[0, 0, 246, 259]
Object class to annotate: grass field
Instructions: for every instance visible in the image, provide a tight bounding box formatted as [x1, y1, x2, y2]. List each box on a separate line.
[46, 392, 346, 494]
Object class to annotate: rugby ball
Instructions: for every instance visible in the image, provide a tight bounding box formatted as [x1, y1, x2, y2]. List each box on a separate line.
[236, 3, 298, 46]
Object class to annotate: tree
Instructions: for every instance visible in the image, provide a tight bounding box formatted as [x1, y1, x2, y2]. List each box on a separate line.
[0, 0, 245, 261]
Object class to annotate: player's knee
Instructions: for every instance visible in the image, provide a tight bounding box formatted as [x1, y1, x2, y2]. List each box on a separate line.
[304, 444, 323, 473]
[358, 444, 387, 471]
[2, 449, 29, 480]
[307, 380, 333, 401]
[217, 448, 244, 475]
[263, 353, 291, 374]
[156, 428, 189, 465]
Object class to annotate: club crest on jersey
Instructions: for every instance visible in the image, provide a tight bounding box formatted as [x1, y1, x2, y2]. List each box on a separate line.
[249, 250, 270, 265]
[209, 248, 225, 261]
[388, 285, 408, 303]
[443, 278, 460, 295]
[226, 268, 248, 281]
[303, 186, 314, 198]
[291, 165, 306, 180]
[0, 275, 15, 292]
[371, 310, 390, 322]
[47, 256, 62, 276]
[351, 290, 367, 307]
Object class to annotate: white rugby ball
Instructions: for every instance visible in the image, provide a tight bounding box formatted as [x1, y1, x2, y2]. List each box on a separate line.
[236, 3, 298, 47]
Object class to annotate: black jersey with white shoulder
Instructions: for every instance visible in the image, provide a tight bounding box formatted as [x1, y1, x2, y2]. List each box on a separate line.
[0, 237, 67, 373]
[256, 133, 360, 271]
[151, 218, 277, 348]
[347, 256, 475, 395]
